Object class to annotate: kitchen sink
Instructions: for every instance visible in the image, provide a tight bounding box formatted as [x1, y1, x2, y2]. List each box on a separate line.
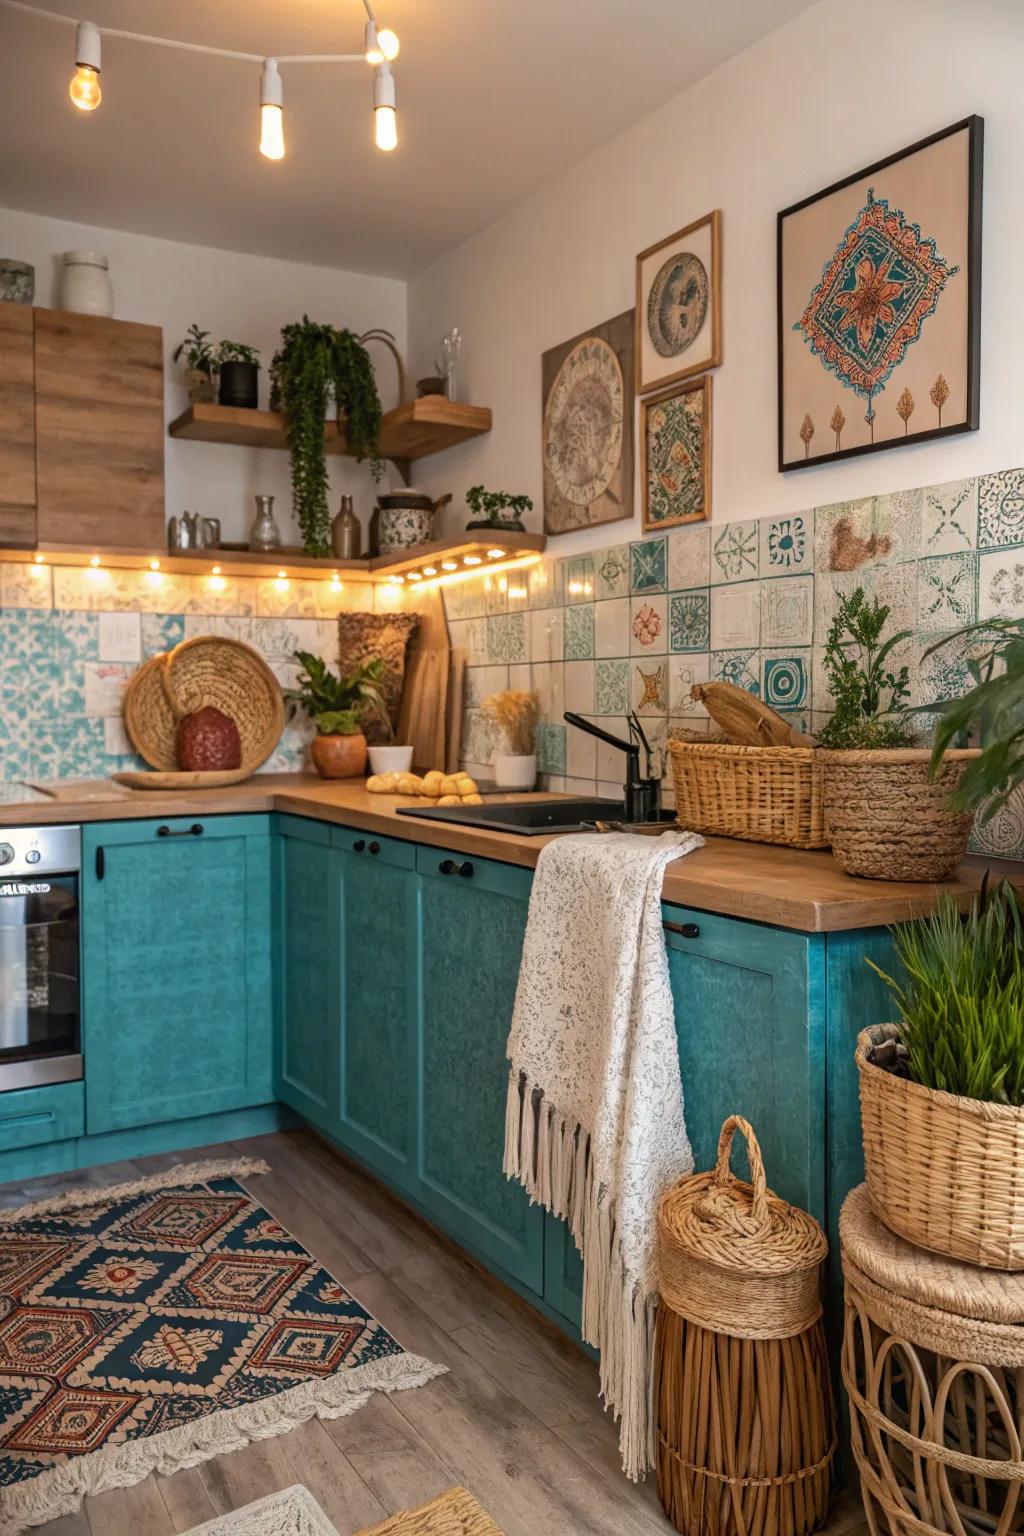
[395, 798, 675, 835]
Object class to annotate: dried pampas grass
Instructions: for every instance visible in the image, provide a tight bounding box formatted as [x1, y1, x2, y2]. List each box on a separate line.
[482, 689, 539, 756]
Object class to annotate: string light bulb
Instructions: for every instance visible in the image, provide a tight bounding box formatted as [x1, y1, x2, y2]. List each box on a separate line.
[373, 63, 397, 151]
[364, 20, 399, 64]
[69, 21, 101, 111]
[259, 58, 285, 160]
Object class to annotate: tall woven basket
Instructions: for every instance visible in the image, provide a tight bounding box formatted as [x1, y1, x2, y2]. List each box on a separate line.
[654, 1117, 835, 1536]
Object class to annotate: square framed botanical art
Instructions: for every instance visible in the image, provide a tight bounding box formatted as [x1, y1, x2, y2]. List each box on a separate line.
[542, 308, 634, 536]
[636, 210, 721, 395]
[641, 375, 711, 532]
[778, 116, 983, 471]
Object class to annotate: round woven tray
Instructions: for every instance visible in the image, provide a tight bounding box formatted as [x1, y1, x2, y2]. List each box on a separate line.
[123, 638, 284, 775]
[658, 1116, 828, 1338]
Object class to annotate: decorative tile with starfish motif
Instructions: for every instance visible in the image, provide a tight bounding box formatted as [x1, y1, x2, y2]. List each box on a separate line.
[632, 660, 668, 716]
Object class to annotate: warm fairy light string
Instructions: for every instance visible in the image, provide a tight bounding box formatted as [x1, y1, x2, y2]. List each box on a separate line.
[0, 0, 402, 154]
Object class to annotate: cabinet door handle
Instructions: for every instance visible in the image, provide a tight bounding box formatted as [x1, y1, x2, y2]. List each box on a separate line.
[456, 861, 474, 879]
[157, 823, 204, 839]
[663, 920, 700, 939]
[368, 841, 381, 856]
[440, 858, 474, 878]
[95, 845, 105, 881]
[353, 839, 366, 853]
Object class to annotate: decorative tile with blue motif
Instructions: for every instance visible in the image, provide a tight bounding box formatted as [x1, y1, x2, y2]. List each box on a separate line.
[760, 512, 813, 574]
[629, 539, 667, 593]
[916, 554, 977, 628]
[669, 592, 710, 653]
[922, 479, 978, 555]
[711, 521, 759, 584]
[762, 650, 809, 710]
[710, 649, 760, 696]
[535, 721, 566, 775]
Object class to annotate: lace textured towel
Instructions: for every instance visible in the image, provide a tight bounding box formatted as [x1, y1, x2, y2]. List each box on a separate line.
[503, 829, 702, 1479]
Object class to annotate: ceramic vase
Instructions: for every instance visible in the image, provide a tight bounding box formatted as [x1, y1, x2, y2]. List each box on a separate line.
[60, 251, 113, 316]
[311, 731, 368, 779]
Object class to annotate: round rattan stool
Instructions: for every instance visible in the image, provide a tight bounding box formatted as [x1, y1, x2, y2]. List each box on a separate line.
[654, 1116, 836, 1536]
[841, 1183, 1024, 1536]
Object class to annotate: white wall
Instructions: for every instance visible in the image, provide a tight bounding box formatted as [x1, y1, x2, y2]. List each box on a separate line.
[408, 0, 1024, 551]
[0, 207, 407, 545]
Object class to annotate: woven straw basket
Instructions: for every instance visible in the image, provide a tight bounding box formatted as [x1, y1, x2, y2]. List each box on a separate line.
[654, 1116, 835, 1536]
[667, 739, 827, 849]
[123, 637, 284, 776]
[858, 1023, 1024, 1270]
[820, 747, 980, 881]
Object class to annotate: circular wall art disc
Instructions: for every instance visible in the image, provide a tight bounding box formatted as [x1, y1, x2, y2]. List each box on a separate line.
[543, 337, 624, 526]
[647, 252, 709, 359]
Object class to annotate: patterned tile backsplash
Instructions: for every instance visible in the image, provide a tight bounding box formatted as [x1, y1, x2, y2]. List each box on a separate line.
[446, 466, 1024, 862]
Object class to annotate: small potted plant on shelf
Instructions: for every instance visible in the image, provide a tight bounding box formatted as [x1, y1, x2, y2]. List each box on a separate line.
[465, 484, 533, 533]
[217, 340, 260, 410]
[173, 324, 217, 404]
[816, 587, 979, 880]
[269, 317, 383, 557]
[285, 651, 390, 779]
[858, 879, 1024, 1269]
[482, 689, 539, 789]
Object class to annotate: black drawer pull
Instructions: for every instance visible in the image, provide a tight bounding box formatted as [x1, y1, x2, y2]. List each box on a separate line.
[439, 858, 473, 877]
[95, 845, 105, 881]
[439, 858, 456, 875]
[456, 861, 474, 878]
[157, 823, 204, 839]
[663, 920, 700, 939]
[368, 841, 381, 855]
[353, 839, 366, 853]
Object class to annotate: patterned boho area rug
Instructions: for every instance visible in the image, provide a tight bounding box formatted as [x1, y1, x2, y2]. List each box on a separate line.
[0, 1158, 446, 1535]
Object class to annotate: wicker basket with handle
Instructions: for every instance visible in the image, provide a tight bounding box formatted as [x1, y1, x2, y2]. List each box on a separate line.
[667, 738, 827, 848]
[858, 1022, 1024, 1270]
[654, 1116, 835, 1536]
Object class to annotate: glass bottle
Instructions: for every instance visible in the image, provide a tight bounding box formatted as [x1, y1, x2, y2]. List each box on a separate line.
[331, 494, 361, 559]
[248, 494, 282, 551]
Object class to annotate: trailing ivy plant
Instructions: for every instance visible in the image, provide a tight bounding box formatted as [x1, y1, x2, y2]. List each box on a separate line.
[924, 617, 1024, 820]
[817, 587, 913, 749]
[867, 880, 1024, 1106]
[269, 318, 382, 556]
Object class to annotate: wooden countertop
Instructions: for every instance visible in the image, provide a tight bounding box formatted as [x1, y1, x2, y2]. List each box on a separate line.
[1, 773, 1017, 934]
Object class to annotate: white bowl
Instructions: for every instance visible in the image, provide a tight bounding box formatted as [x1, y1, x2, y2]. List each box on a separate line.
[368, 744, 414, 775]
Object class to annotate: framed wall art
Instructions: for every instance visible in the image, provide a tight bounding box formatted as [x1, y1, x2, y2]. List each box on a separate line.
[635, 210, 721, 395]
[778, 116, 983, 471]
[641, 375, 711, 531]
[542, 308, 634, 536]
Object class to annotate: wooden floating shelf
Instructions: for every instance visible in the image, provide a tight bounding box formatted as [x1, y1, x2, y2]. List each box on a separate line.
[0, 530, 545, 584]
[167, 397, 493, 468]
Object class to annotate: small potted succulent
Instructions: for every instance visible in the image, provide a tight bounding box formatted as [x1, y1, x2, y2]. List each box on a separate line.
[173, 324, 217, 404]
[817, 587, 979, 880]
[482, 689, 539, 789]
[285, 651, 389, 779]
[465, 484, 533, 533]
[217, 340, 260, 409]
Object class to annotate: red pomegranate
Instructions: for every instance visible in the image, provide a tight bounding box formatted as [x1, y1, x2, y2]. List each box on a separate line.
[176, 706, 242, 771]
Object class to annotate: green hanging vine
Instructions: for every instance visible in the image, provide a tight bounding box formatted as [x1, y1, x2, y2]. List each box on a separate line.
[269, 317, 383, 556]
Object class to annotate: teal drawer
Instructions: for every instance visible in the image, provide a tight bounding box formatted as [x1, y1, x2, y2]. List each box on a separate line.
[331, 825, 416, 869]
[0, 1081, 85, 1151]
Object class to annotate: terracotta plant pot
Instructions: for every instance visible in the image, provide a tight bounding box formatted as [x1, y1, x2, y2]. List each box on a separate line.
[311, 731, 367, 779]
[820, 747, 981, 881]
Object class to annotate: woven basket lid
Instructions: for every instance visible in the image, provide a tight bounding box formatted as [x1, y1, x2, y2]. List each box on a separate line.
[122, 653, 177, 770]
[658, 1116, 827, 1338]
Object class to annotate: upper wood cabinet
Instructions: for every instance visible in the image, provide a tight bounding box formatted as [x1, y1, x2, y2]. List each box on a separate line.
[34, 308, 164, 550]
[0, 304, 37, 548]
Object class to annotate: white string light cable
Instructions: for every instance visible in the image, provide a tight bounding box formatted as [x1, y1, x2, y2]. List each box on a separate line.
[0, 0, 402, 153]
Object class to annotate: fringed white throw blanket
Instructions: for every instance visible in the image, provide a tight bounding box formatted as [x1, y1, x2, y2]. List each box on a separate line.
[503, 829, 702, 1480]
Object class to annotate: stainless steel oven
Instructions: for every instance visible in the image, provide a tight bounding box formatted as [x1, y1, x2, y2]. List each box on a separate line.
[0, 825, 82, 1092]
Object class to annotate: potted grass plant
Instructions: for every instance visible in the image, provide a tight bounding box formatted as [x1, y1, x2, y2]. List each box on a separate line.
[858, 879, 1024, 1268]
[285, 651, 389, 779]
[817, 587, 979, 880]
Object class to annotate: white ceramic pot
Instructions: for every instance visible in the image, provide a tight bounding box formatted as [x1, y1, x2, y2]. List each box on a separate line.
[494, 753, 537, 790]
[367, 744, 414, 775]
[60, 250, 113, 316]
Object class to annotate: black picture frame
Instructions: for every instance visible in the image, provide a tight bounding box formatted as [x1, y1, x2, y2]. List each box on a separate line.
[777, 115, 983, 473]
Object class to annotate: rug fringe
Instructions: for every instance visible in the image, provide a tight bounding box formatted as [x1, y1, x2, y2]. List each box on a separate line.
[0, 1350, 446, 1536]
[0, 1157, 272, 1224]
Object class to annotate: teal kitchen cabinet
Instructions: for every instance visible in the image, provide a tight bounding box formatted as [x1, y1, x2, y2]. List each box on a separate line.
[82, 815, 274, 1134]
[330, 825, 418, 1195]
[0, 1081, 84, 1154]
[274, 815, 338, 1133]
[415, 846, 544, 1292]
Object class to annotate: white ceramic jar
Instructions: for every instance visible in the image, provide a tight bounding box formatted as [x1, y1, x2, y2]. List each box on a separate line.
[494, 753, 537, 790]
[60, 250, 114, 316]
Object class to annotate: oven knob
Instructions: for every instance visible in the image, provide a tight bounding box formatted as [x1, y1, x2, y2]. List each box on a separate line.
[0, 844, 14, 866]
[25, 849, 41, 865]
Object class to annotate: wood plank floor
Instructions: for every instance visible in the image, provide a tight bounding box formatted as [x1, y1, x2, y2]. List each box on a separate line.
[0, 1130, 869, 1536]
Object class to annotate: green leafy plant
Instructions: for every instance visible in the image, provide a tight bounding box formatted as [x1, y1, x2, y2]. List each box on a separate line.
[465, 485, 534, 526]
[924, 618, 1024, 820]
[867, 880, 1024, 1105]
[269, 318, 382, 556]
[172, 324, 216, 378]
[285, 652, 390, 738]
[216, 340, 260, 367]
[817, 587, 913, 748]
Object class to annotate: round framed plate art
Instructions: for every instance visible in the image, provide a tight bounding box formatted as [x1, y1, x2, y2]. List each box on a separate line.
[636, 209, 721, 394]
